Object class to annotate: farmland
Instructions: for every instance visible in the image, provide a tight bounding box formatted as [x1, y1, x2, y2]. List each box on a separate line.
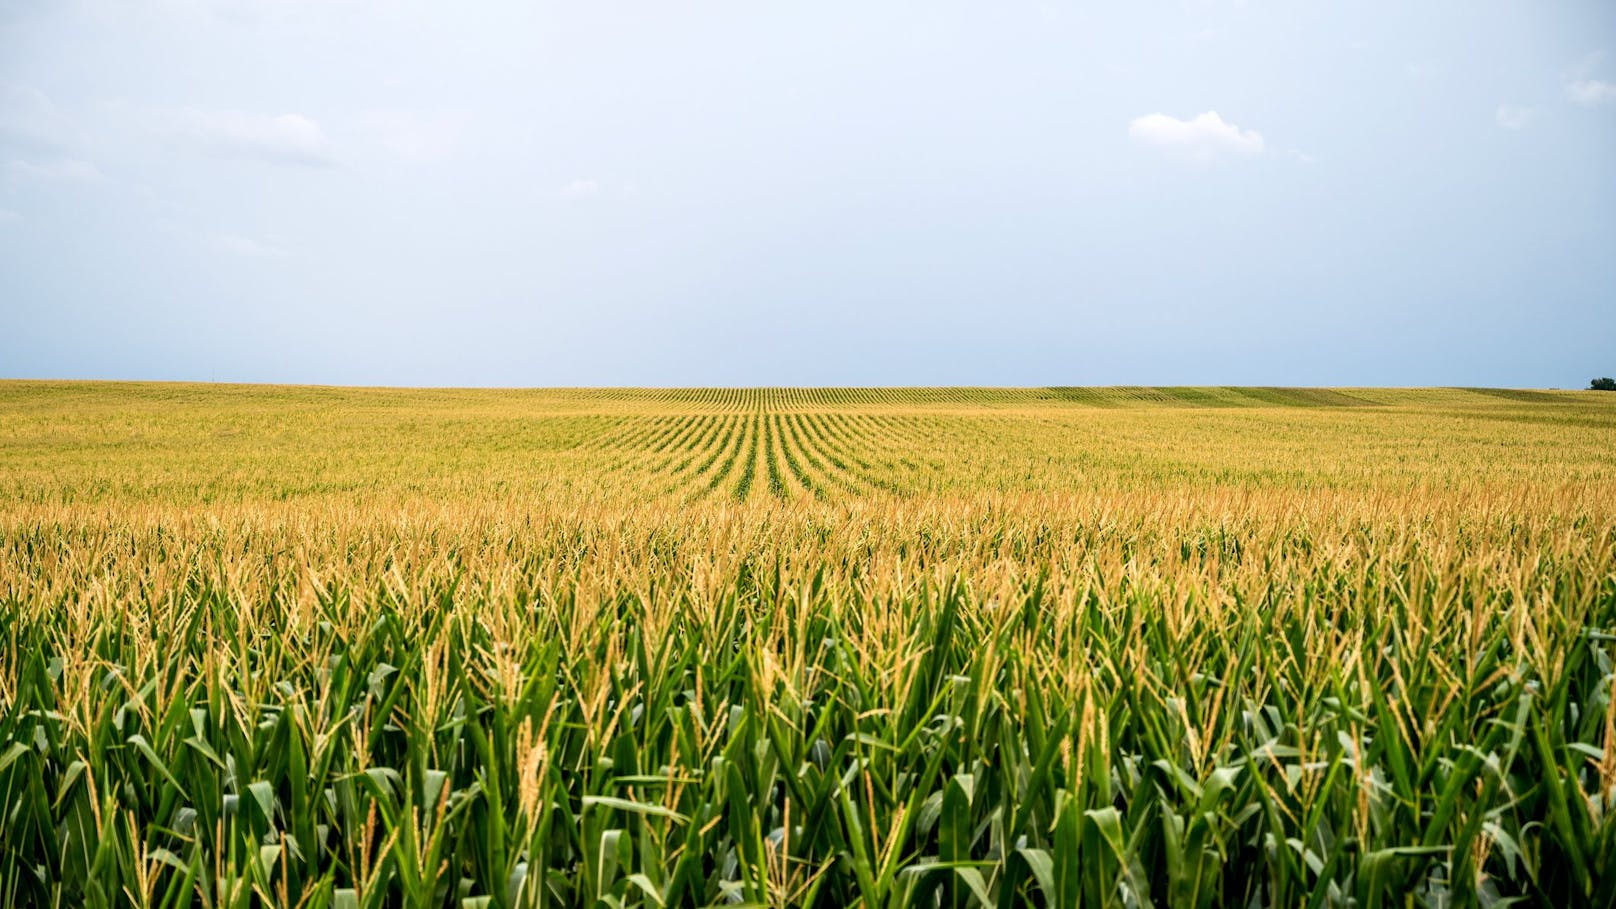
[1, 381, 1614, 907]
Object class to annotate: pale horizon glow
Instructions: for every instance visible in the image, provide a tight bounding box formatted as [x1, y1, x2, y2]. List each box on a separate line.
[2, 1, 1614, 388]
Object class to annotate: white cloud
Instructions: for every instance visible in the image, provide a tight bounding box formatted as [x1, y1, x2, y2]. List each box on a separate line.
[176, 109, 336, 166]
[1495, 105, 1534, 129]
[560, 178, 600, 198]
[0, 208, 19, 222]
[1564, 52, 1616, 107]
[360, 110, 466, 164]
[1128, 111, 1265, 162]
[1566, 79, 1616, 107]
[209, 233, 288, 257]
[5, 157, 104, 183]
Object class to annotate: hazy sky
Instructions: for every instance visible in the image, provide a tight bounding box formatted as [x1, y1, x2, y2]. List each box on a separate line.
[3, 1, 1613, 387]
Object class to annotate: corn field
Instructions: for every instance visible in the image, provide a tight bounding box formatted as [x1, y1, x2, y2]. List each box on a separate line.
[1, 382, 1614, 908]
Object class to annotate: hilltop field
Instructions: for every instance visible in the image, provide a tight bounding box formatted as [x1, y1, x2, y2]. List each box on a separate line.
[1, 382, 1613, 907]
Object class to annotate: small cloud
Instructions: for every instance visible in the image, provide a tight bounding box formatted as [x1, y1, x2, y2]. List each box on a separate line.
[1128, 111, 1264, 162]
[1564, 51, 1616, 107]
[176, 109, 336, 166]
[1495, 104, 1534, 129]
[0, 208, 19, 222]
[5, 157, 104, 183]
[209, 233, 287, 257]
[1566, 79, 1616, 107]
[560, 178, 600, 198]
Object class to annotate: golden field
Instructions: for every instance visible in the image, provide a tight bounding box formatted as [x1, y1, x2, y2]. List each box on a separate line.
[1, 381, 1613, 908]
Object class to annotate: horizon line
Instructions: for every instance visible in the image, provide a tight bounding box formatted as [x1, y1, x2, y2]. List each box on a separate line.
[0, 378, 1603, 393]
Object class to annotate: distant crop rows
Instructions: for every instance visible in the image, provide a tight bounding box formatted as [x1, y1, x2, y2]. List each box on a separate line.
[587, 386, 1596, 411]
[578, 411, 970, 501]
[386, 385, 1583, 413]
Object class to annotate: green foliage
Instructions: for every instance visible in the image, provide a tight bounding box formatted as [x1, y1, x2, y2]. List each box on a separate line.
[4, 553, 1614, 907]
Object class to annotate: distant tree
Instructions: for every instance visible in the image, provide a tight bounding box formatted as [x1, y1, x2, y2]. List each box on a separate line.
[1592, 377, 1616, 391]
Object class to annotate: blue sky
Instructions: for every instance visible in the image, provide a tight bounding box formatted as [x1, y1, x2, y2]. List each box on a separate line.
[2, 1, 1613, 387]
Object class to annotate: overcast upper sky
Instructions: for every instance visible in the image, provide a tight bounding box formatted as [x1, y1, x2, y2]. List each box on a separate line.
[2, 1, 1613, 387]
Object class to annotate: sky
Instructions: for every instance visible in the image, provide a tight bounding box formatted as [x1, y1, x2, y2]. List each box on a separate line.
[2, 1, 1613, 387]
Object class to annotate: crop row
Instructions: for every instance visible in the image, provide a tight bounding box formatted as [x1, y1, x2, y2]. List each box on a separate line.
[575, 414, 973, 501]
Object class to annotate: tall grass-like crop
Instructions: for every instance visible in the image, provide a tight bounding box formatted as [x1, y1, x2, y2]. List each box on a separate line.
[1, 382, 1613, 907]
